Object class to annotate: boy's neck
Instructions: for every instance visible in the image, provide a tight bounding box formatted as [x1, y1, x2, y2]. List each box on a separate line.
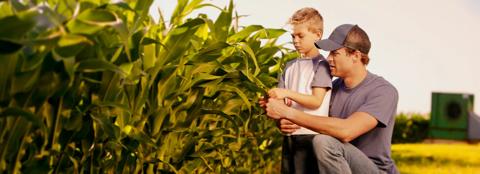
[301, 50, 320, 59]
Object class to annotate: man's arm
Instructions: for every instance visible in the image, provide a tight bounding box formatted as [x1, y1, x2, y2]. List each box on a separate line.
[268, 87, 328, 109]
[266, 99, 377, 142]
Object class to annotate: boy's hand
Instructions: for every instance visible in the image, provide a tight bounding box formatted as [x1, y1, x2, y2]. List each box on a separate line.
[285, 98, 293, 107]
[268, 88, 289, 99]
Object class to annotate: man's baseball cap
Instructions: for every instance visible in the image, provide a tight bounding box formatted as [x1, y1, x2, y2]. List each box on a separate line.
[314, 24, 370, 54]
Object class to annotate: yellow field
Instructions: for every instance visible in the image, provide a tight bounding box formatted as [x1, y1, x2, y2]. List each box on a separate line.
[392, 143, 480, 174]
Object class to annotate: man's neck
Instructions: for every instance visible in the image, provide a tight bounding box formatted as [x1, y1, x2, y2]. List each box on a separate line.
[343, 66, 368, 89]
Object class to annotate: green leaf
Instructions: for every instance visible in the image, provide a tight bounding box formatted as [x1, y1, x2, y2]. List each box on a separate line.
[255, 28, 287, 39]
[91, 112, 120, 140]
[189, 42, 230, 63]
[0, 12, 36, 40]
[157, 73, 178, 103]
[21, 51, 48, 72]
[143, 43, 156, 70]
[141, 37, 158, 45]
[11, 67, 41, 94]
[119, 62, 134, 76]
[0, 2, 14, 18]
[77, 9, 117, 25]
[227, 25, 263, 43]
[239, 42, 260, 76]
[110, 46, 123, 63]
[63, 57, 76, 85]
[199, 79, 222, 97]
[0, 107, 44, 127]
[77, 59, 126, 76]
[221, 84, 251, 110]
[53, 34, 92, 57]
[9, 0, 28, 12]
[157, 18, 205, 66]
[213, 1, 233, 41]
[111, 2, 135, 12]
[57, 34, 92, 47]
[170, 0, 203, 27]
[66, 19, 103, 35]
[221, 98, 243, 116]
[0, 39, 23, 55]
[67, 9, 118, 34]
[0, 54, 18, 100]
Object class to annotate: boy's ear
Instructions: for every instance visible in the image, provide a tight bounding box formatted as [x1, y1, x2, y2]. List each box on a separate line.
[316, 31, 323, 40]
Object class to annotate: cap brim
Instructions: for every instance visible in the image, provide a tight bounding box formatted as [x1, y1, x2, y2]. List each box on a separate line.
[314, 39, 343, 51]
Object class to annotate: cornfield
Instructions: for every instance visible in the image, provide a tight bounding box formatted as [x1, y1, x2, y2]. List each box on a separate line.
[0, 0, 297, 173]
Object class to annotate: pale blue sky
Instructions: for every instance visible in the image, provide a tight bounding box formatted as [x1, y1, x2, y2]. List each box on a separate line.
[150, 0, 480, 114]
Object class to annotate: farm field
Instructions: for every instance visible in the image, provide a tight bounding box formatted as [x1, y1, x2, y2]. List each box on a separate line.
[392, 143, 480, 174]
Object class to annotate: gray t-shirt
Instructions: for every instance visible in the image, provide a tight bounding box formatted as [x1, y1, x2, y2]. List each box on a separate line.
[277, 55, 333, 134]
[329, 72, 399, 174]
[278, 55, 332, 89]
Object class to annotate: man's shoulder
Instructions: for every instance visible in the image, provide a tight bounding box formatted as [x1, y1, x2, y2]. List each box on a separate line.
[360, 73, 399, 103]
[367, 73, 398, 94]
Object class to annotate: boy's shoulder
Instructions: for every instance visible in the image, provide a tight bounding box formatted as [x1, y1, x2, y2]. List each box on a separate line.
[282, 58, 300, 71]
[285, 58, 300, 65]
[283, 54, 328, 74]
[285, 54, 326, 65]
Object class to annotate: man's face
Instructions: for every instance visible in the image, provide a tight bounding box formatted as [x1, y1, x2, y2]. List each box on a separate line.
[327, 47, 355, 77]
[291, 23, 321, 57]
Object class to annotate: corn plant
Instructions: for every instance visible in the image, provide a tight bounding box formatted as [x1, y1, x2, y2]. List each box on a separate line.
[0, 0, 297, 173]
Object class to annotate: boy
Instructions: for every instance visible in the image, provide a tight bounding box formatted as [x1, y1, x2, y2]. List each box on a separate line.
[268, 7, 332, 174]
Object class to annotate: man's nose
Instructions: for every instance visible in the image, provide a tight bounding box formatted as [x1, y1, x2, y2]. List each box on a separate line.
[327, 55, 333, 62]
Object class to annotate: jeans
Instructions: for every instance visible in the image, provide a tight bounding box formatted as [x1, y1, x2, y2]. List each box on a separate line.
[312, 134, 384, 174]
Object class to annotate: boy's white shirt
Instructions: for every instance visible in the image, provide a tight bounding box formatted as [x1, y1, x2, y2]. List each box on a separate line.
[284, 57, 331, 135]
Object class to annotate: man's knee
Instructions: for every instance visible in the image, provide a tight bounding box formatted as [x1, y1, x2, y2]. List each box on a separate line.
[312, 134, 342, 157]
[313, 134, 339, 147]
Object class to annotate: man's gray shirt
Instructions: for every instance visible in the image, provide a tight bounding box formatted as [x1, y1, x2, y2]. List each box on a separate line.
[329, 71, 399, 174]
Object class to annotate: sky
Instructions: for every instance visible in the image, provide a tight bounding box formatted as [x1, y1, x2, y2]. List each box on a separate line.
[150, 0, 480, 114]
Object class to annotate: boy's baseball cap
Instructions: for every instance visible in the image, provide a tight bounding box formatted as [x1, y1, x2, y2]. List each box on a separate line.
[314, 24, 369, 54]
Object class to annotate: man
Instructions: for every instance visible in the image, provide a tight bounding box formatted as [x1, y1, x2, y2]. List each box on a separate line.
[266, 24, 399, 174]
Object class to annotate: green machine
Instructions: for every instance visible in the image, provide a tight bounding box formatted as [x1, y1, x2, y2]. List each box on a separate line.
[429, 92, 478, 140]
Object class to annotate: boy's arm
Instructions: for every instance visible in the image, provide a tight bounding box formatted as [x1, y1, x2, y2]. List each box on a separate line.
[269, 87, 328, 109]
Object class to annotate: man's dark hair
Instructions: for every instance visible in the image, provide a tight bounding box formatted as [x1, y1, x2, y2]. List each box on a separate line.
[344, 26, 371, 65]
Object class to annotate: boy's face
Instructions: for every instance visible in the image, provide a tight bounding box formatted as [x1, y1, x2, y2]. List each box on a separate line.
[291, 23, 321, 57]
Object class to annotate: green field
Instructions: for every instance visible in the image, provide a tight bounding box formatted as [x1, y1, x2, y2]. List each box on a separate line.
[392, 143, 480, 174]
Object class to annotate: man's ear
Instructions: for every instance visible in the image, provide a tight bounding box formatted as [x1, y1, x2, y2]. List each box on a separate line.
[353, 51, 362, 62]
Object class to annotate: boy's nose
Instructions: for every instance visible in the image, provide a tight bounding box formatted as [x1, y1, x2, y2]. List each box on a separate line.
[293, 38, 300, 44]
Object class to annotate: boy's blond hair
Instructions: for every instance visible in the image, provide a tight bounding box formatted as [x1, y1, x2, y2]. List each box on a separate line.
[288, 7, 324, 34]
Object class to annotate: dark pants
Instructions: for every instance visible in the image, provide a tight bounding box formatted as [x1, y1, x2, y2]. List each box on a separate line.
[281, 135, 319, 174]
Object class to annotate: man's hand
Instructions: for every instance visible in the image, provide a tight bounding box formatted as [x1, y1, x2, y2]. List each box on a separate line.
[266, 98, 294, 119]
[277, 119, 300, 134]
[268, 88, 290, 99]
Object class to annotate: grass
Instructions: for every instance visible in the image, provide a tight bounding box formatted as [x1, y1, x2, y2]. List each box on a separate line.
[392, 143, 480, 174]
